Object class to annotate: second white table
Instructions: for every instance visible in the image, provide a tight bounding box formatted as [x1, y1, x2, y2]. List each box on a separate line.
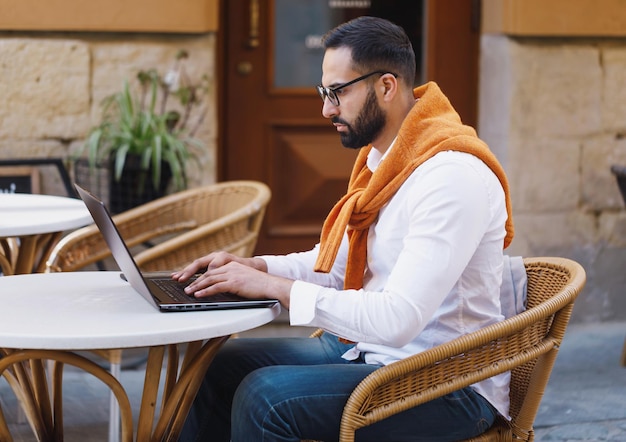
[0, 193, 92, 274]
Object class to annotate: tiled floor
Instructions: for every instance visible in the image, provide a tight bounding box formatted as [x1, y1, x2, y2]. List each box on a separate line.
[1, 321, 625, 441]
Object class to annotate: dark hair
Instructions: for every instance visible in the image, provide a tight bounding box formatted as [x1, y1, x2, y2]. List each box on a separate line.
[322, 16, 416, 88]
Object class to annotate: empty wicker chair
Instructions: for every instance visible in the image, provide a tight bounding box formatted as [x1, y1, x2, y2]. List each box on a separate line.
[306, 256, 585, 442]
[45, 180, 271, 442]
[47, 180, 271, 273]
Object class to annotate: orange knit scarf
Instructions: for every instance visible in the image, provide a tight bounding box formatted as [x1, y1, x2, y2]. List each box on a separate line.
[313, 82, 514, 290]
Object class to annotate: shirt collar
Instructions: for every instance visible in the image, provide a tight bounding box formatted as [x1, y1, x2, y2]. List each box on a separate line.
[366, 137, 397, 172]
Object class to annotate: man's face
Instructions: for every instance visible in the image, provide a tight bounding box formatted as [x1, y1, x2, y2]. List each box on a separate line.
[320, 48, 387, 149]
[336, 88, 386, 149]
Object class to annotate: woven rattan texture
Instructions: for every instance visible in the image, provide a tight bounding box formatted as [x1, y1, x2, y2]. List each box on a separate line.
[306, 257, 585, 442]
[46, 180, 271, 273]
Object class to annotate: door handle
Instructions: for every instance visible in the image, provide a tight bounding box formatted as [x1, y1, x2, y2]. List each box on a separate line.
[237, 61, 253, 75]
[247, 0, 260, 48]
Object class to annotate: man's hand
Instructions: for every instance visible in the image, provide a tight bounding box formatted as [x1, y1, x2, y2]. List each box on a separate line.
[171, 251, 292, 308]
[171, 251, 267, 281]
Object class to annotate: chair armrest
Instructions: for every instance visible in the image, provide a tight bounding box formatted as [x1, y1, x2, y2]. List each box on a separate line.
[340, 265, 582, 438]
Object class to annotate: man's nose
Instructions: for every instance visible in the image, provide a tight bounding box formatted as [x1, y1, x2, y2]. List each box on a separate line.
[321, 98, 338, 119]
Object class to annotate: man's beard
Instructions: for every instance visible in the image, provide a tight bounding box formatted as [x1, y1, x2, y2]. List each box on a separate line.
[333, 88, 386, 149]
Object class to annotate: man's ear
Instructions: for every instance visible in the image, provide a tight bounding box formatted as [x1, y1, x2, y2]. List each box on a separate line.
[379, 73, 398, 102]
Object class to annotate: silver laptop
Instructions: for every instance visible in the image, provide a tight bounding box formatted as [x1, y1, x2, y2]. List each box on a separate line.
[75, 183, 278, 312]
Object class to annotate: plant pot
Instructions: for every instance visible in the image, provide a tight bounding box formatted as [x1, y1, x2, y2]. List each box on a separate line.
[109, 155, 172, 214]
[74, 156, 172, 214]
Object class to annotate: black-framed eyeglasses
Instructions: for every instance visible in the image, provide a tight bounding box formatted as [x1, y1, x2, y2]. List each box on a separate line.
[316, 71, 398, 107]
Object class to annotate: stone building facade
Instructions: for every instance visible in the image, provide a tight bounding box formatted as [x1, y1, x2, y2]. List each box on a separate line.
[1, 0, 625, 323]
[480, 0, 626, 322]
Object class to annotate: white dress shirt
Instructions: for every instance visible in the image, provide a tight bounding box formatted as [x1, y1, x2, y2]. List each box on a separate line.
[260, 147, 511, 418]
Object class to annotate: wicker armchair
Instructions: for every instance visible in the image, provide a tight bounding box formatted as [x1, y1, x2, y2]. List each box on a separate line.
[45, 180, 271, 442]
[307, 256, 585, 442]
[47, 180, 271, 273]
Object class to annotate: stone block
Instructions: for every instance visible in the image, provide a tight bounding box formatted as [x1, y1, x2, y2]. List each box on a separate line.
[579, 245, 626, 322]
[599, 211, 626, 248]
[89, 36, 215, 125]
[602, 47, 626, 131]
[507, 137, 580, 212]
[0, 38, 90, 139]
[508, 212, 597, 256]
[582, 134, 626, 210]
[479, 35, 513, 166]
[509, 41, 602, 138]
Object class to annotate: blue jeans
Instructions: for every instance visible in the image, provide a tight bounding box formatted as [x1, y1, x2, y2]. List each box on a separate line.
[180, 332, 497, 442]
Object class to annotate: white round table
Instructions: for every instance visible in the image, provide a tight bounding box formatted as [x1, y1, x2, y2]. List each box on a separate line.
[0, 193, 92, 274]
[0, 271, 281, 441]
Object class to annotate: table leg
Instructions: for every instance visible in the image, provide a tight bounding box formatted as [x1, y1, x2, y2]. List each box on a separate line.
[136, 345, 166, 437]
[0, 238, 17, 275]
[137, 336, 230, 442]
[2, 232, 64, 428]
[0, 349, 134, 442]
[0, 405, 11, 442]
[0, 336, 233, 441]
[0, 232, 62, 276]
[12, 236, 37, 275]
[33, 232, 62, 273]
[0, 252, 12, 276]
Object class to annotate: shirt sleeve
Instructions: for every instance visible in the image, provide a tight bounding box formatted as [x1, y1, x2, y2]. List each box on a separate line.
[263, 153, 502, 347]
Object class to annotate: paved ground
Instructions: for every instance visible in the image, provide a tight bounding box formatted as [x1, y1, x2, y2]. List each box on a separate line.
[532, 321, 626, 441]
[1, 320, 625, 441]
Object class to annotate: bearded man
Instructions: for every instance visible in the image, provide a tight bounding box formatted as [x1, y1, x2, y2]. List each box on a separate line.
[177, 15, 514, 442]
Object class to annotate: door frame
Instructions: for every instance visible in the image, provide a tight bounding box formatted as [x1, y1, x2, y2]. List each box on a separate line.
[216, 0, 480, 181]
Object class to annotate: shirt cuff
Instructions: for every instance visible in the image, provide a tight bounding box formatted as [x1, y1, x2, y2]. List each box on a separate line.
[258, 255, 278, 273]
[289, 280, 319, 326]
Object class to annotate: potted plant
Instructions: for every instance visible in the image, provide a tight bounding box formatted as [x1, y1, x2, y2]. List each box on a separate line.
[77, 50, 208, 213]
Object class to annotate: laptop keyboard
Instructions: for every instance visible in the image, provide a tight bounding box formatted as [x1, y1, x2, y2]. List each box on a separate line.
[151, 278, 244, 303]
[151, 278, 206, 303]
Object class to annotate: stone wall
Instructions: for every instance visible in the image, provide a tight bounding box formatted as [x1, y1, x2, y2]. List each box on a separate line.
[480, 35, 626, 322]
[0, 32, 217, 195]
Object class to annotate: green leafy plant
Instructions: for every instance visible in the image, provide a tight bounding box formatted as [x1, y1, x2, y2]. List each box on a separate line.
[82, 50, 208, 193]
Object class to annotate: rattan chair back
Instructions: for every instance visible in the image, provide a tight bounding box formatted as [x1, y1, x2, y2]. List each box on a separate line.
[46, 180, 271, 273]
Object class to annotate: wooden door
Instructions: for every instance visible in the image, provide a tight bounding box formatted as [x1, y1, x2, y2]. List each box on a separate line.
[218, 0, 479, 255]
